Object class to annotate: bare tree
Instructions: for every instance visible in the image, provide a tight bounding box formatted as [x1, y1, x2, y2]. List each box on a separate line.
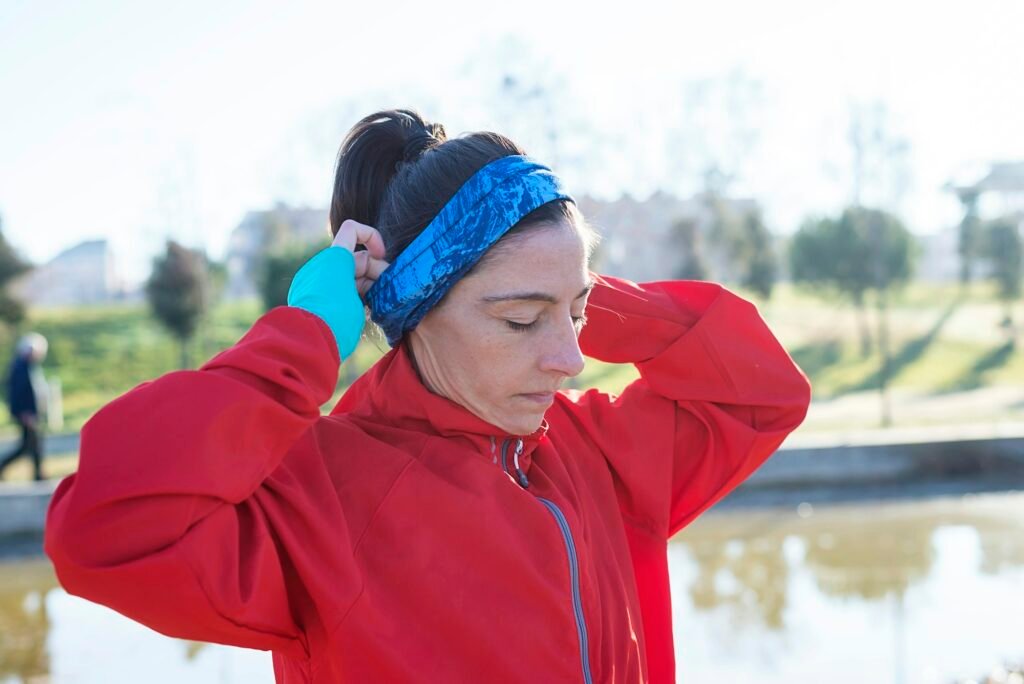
[667, 69, 765, 196]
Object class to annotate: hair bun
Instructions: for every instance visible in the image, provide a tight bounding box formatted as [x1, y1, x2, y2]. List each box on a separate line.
[401, 131, 437, 165]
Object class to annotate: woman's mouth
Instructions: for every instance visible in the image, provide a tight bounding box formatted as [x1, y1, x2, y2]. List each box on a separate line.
[519, 392, 555, 405]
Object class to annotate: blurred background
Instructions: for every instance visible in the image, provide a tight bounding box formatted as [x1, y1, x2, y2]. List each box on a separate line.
[0, 0, 1022, 682]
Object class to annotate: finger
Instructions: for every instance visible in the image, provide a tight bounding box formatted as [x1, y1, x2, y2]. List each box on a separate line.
[332, 219, 387, 260]
[332, 220, 357, 252]
[353, 249, 369, 278]
[365, 257, 390, 280]
[357, 272, 380, 293]
[356, 278, 373, 298]
[353, 222, 386, 260]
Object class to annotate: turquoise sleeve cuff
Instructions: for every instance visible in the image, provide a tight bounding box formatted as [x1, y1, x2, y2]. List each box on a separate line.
[286, 246, 366, 360]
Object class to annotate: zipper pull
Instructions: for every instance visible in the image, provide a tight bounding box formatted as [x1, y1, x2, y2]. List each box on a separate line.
[513, 438, 530, 488]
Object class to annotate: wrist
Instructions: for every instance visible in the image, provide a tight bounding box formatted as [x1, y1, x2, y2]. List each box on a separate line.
[287, 246, 366, 360]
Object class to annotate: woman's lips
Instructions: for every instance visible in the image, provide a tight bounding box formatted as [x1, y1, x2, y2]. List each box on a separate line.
[519, 392, 555, 404]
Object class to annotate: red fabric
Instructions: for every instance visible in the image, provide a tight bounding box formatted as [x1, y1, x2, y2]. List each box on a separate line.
[44, 273, 811, 683]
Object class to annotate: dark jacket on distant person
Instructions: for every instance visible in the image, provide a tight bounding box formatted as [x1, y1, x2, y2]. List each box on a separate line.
[6, 353, 42, 420]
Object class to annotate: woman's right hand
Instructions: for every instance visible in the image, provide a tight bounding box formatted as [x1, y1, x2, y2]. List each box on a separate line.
[331, 219, 390, 299]
[287, 219, 390, 360]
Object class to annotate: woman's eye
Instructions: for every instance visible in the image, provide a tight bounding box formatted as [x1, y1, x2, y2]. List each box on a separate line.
[505, 320, 537, 332]
[505, 315, 587, 333]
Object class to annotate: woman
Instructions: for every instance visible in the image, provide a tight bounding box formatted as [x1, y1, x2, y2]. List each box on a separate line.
[44, 109, 811, 683]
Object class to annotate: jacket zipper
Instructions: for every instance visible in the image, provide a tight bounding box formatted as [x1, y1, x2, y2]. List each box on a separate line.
[499, 437, 593, 684]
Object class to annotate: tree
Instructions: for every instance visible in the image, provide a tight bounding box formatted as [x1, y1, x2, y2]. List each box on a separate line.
[981, 217, 1022, 339]
[669, 216, 709, 281]
[206, 258, 228, 306]
[955, 189, 983, 293]
[862, 207, 915, 427]
[790, 207, 915, 357]
[258, 238, 366, 386]
[0, 214, 33, 327]
[790, 206, 916, 426]
[464, 34, 576, 170]
[845, 101, 911, 212]
[699, 193, 777, 298]
[791, 212, 874, 357]
[739, 209, 777, 300]
[145, 240, 211, 369]
[667, 70, 765, 197]
[257, 240, 328, 312]
[791, 208, 915, 293]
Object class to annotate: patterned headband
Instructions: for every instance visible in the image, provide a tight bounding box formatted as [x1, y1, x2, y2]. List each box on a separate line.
[366, 154, 575, 346]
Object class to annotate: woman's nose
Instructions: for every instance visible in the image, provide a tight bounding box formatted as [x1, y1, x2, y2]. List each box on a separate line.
[539, 319, 586, 378]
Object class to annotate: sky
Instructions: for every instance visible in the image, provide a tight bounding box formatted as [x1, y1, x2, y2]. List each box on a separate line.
[1, 0, 1023, 286]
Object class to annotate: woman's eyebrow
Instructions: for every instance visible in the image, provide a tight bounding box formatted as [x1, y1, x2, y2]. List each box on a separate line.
[481, 281, 595, 304]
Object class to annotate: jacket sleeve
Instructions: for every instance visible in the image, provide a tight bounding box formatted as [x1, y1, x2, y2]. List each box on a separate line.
[43, 305, 350, 658]
[566, 272, 812, 540]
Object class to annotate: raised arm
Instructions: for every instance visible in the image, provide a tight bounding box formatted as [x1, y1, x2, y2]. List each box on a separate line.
[44, 224, 386, 656]
[565, 272, 812, 539]
[44, 306, 344, 656]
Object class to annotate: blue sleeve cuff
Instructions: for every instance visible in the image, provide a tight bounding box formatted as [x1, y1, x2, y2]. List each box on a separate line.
[286, 246, 366, 360]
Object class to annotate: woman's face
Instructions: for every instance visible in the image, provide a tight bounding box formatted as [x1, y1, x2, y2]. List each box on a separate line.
[407, 221, 593, 435]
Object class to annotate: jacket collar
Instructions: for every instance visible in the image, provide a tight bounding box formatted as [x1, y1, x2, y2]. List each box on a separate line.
[330, 339, 549, 476]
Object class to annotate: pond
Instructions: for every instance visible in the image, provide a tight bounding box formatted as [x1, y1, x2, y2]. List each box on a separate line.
[1, 491, 1022, 683]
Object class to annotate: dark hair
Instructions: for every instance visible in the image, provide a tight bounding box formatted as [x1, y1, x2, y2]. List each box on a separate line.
[328, 108, 597, 276]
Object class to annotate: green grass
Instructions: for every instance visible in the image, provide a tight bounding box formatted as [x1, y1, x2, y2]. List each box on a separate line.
[737, 280, 1023, 399]
[2, 280, 1021, 437]
[0, 299, 266, 434]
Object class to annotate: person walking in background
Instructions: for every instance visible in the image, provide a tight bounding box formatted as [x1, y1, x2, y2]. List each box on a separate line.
[0, 332, 49, 482]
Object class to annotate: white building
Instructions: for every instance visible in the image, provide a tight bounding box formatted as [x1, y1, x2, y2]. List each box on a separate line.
[915, 225, 966, 282]
[943, 160, 1024, 282]
[9, 239, 132, 307]
[224, 204, 330, 300]
[578, 189, 761, 283]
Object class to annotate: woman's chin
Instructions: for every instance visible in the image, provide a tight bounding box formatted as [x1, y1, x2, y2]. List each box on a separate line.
[500, 412, 545, 437]
[477, 398, 548, 436]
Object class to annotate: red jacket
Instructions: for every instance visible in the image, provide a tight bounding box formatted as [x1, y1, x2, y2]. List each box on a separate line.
[44, 273, 811, 683]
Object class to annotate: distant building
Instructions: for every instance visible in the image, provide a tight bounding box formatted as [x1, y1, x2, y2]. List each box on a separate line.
[944, 160, 1024, 282]
[577, 189, 760, 283]
[916, 225, 965, 282]
[948, 161, 1024, 219]
[224, 203, 329, 300]
[9, 239, 133, 307]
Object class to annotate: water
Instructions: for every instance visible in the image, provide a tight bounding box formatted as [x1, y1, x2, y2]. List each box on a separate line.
[1, 491, 1022, 683]
[670, 491, 1024, 683]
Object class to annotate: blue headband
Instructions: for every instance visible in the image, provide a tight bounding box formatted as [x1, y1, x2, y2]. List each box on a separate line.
[366, 154, 575, 346]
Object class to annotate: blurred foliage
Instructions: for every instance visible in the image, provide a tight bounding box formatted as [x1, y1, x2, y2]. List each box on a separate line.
[669, 216, 709, 281]
[258, 239, 330, 312]
[669, 195, 778, 299]
[145, 240, 215, 368]
[980, 217, 1022, 326]
[739, 209, 777, 300]
[0, 214, 33, 328]
[790, 206, 916, 300]
[789, 205, 917, 357]
[956, 190, 984, 287]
